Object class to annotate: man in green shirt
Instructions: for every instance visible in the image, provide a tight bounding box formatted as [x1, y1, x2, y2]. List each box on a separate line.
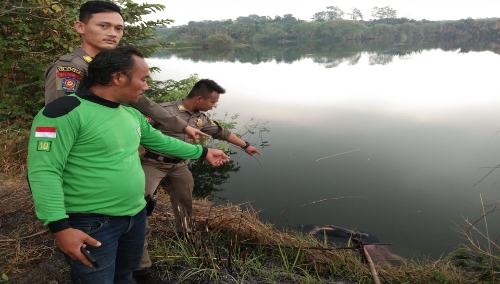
[28, 46, 229, 284]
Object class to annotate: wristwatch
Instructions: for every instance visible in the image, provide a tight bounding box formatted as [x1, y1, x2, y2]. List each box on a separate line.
[242, 141, 250, 149]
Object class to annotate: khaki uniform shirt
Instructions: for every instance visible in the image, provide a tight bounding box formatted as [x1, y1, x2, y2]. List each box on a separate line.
[145, 99, 232, 159]
[43, 47, 188, 132]
[44, 47, 90, 105]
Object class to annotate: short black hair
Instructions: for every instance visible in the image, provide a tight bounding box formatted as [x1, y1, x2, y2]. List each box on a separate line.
[186, 79, 226, 99]
[79, 1, 122, 23]
[80, 46, 144, 89]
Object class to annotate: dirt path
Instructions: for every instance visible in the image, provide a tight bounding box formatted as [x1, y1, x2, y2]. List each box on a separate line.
[0, 177, 70, 283]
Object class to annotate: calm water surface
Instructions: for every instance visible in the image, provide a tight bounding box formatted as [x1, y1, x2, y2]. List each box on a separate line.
[147, 46, 500, 259]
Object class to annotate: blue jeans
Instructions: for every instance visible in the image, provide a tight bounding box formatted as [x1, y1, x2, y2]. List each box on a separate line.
[62, 207, 146, 284]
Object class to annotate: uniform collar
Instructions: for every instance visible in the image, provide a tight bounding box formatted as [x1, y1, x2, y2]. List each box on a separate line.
[76, 89, 120, 108]
[176, 99, 201, 115]
[73, 46, 93, 63]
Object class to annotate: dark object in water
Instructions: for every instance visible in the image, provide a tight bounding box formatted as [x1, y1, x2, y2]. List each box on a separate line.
[301, 224, 375, 243]
[300, 224, 404, 263]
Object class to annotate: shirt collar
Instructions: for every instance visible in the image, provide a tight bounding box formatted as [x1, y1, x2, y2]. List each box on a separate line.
[76, 89, 120, 108]
[176, 99, 200, 115]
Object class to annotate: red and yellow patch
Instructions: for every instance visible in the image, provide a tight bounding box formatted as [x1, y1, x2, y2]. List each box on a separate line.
[56, 66, 82, 93]
[61, 77, 78, 93]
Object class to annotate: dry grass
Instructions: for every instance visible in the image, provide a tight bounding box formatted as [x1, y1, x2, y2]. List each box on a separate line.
[192, 198, 364, 266]
[0, 176, 63, 282]
[0, 126, 30, 174]
[0, 177, 479, 283]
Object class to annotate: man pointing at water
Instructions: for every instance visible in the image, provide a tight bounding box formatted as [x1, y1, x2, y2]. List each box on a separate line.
[28, 46, 230, 283]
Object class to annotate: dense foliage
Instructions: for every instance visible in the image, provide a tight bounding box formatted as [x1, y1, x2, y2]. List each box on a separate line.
[154, 14, 500, 46]
[0, 0, 184, 173]
[203, 34, 235, 50]
[0, 0, 173, 126]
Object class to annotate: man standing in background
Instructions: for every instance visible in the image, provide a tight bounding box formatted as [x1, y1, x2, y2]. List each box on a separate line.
[44, 0, 206, 139]
[134, 79, 261, 283]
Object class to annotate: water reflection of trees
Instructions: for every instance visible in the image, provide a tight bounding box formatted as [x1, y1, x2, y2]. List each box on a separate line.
[368, 53, 394, 65]
[189, 151, 241, 200]
[187, 114, 270, 199]
[152, 39, 500, 68]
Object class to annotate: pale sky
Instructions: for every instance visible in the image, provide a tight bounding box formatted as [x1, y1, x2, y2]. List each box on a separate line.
[137, 0, 499, 26]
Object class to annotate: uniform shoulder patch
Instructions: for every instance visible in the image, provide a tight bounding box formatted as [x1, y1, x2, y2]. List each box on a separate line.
[55, 65, 83, 93]
[43, 96, 81, 118]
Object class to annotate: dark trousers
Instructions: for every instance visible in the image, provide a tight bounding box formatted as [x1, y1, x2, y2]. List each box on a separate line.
[62, 208, 147, 284]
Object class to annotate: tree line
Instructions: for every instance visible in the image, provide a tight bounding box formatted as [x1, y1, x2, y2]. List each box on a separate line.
[151, 7, 500, 46]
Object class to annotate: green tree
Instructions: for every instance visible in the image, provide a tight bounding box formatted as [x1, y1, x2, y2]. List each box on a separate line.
[312, 11, 328, 22]
[371, 6, 397, 21]
[0, 0, 172, 126]
[148, 74, 200, 103]
[312, 6, 344, 21]
[326, 6, 345, 20]
[203, 34, 235, 49]
[348, 8, 363, 21]
[282, 14, 298, 23]
[0, 0, 173, 173]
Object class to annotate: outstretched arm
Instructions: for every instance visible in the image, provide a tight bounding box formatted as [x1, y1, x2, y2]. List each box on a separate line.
[139, 111, 229, 163]
[204, 148, 231, 166]
[226, 133, 262, 156]
[183, 125, 208, 142]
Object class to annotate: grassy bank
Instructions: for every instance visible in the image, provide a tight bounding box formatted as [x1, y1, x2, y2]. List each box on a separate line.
[1, 174, 496, 284]
[0, 127, 498, 283]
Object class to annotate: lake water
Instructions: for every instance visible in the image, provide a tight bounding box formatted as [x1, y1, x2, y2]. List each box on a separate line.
[147, 43, 500, 259]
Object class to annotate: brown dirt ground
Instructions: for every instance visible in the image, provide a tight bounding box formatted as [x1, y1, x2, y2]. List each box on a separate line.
[0, 176, 70, 284]
[0, 176, 182, 284]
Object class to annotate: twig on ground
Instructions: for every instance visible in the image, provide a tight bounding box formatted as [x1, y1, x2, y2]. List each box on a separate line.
[0, 229, 49, 242]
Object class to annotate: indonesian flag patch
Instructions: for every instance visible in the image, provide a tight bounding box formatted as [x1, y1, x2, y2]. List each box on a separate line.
[35, 126, 57, 138]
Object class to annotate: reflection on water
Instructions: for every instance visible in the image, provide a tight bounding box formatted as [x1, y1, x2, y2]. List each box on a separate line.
[190, 153, 241, 200]
[149, 41, 500, 259]
[152, 39, 500, 67]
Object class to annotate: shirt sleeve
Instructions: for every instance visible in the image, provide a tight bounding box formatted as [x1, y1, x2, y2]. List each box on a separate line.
[131, 95, 188, 132]
[201, 117, 232, 140]
[138, 112, 203, 159]
[27, 108, 78, 226]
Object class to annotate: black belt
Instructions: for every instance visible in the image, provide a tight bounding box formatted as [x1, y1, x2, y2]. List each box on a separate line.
[144, 151, 183, 164]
